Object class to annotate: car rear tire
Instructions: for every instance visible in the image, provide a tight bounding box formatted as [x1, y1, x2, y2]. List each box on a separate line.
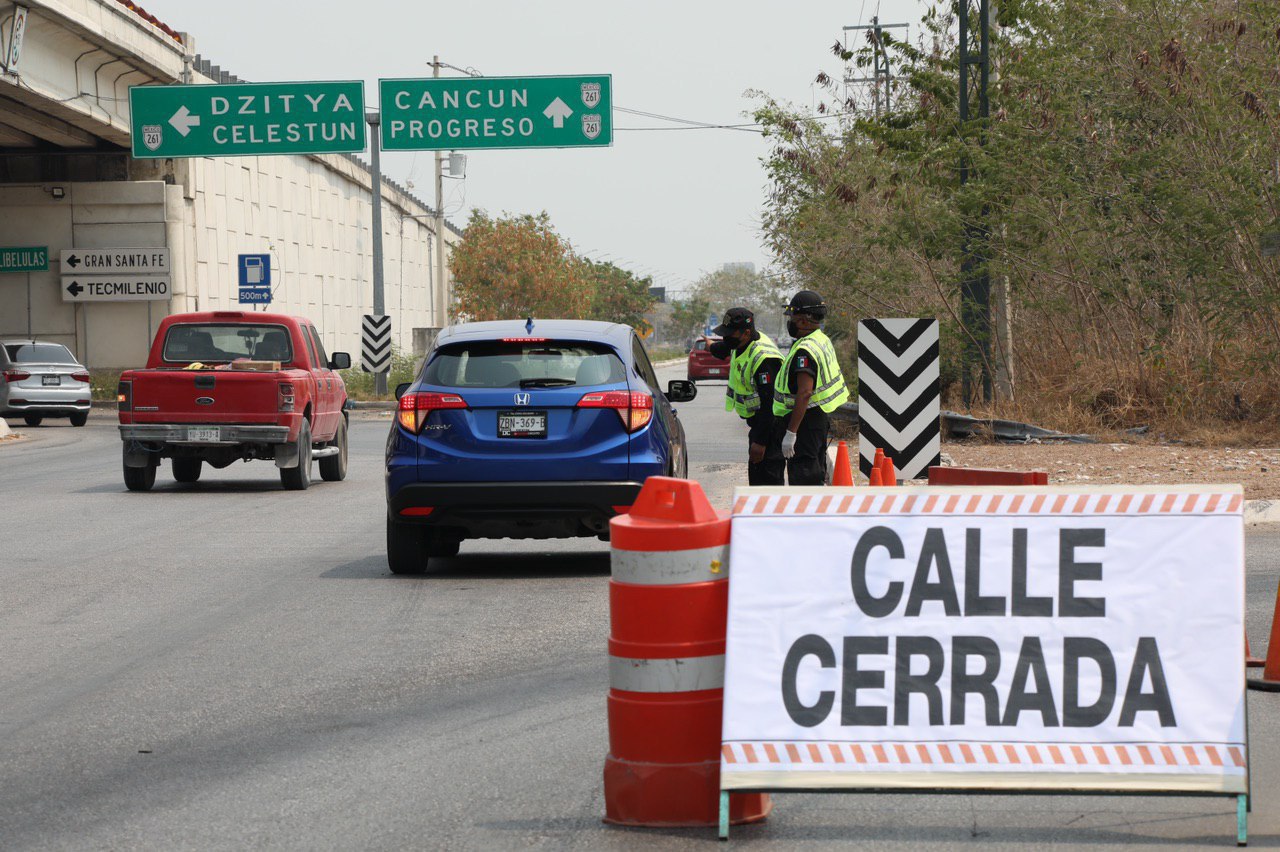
[70, 411, 88, 427]
[123, 446, 156, 492]
[319, 416, 348, 482]
[23, 414, 42, 427]
[280, 420, 312, 491]
[387, 516, 428, 575]
[172, 458, 203, 483]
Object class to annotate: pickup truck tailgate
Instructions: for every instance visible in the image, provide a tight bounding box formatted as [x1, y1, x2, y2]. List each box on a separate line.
[131, 370, 282, 423]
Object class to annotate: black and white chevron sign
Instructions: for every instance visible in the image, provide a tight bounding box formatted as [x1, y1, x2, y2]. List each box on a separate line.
[857, 318, 940, 480]
[361, 314, 392, 373]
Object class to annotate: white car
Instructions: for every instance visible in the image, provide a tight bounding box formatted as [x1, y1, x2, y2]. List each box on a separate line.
[0, 339, 92, 427]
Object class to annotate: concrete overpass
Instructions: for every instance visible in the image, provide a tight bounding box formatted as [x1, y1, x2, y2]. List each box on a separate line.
[0, 0, 455, 368]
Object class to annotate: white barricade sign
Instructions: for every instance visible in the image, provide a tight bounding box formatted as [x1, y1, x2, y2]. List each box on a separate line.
[721, 485, 1247, 802]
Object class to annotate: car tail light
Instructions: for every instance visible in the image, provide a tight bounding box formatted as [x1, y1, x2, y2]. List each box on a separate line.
[278, 382, 295, 412]
[399, 507, 434, 517]
[3, 369, 30, 383]
[117, 380, 132, 411]
[612, 505, 632, 514]
[577, 390, 653, 433]
[71, 371, 91, 384]
[398, 392, 468, 433]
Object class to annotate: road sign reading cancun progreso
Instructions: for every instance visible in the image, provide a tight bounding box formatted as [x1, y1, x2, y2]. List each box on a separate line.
[379, 75, 612, 151]
[128, 81, 366, 159]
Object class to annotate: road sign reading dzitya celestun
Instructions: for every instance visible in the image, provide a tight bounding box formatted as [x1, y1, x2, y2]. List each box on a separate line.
[129, 81, 366, 159]
[379, 75, 612, 151]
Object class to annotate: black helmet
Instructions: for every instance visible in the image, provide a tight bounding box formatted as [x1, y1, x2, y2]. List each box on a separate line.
[785, 290, 827, 320]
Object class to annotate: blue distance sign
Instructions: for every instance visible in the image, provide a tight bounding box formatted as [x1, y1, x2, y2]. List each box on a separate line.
[238, 253, 272, 304]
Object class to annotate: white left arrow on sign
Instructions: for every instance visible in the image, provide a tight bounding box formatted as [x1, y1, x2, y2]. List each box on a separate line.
[169, 105, 201, 137]
[543, 97, 573, 129]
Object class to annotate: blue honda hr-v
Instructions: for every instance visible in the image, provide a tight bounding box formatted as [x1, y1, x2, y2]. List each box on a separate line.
[385, 319, 696, 574]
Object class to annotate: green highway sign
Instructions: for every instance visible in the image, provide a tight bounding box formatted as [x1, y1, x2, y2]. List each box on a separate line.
[0, 246, 47, 273]
[128, 81, 366, 159]
[379, 74, 612, 151]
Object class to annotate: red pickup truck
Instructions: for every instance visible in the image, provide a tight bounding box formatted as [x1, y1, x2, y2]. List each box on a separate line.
[117, 310, 351, 492]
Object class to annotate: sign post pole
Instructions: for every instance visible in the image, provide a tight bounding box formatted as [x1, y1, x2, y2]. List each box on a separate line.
[367, 112, 387, 397]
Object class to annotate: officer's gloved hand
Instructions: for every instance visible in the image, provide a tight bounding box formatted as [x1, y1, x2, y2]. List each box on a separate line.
[708, 340, 732, 360]
[781, 430, 797, 459]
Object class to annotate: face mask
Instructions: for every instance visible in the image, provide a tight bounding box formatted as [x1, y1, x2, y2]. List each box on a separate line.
[786, 320, 800, 338]
[708, 340, 732, 360]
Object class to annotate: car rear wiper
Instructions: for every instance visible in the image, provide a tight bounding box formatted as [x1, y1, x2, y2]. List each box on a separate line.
[519, 378, 576, 388]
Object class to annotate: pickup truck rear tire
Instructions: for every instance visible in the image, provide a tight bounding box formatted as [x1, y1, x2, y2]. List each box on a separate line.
[319, 416, 348, 482]
[122, 446, 157, 492]
[387, 516, 428, 575]
[172, 458, 203, 483]
[280, 420, 313, 491]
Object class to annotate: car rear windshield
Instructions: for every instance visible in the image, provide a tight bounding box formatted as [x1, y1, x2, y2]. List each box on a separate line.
[162, 324, 293, 363]
[5, 343, 76, 364]
[423, 340, 626, 389]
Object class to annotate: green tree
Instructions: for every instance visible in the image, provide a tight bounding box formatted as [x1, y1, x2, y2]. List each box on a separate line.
[669, 298, 712, 347]
[450, 211, 593, 321]
[689, 267, 787, 334]
[755, 0, 1280, 429]
[582, 260, 656, 332]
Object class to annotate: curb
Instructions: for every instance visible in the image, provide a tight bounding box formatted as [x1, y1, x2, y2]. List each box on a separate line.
[654, 357, 686, 368]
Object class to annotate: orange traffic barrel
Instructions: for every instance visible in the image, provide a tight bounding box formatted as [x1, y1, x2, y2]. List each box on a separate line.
[604, 476, 771, 827]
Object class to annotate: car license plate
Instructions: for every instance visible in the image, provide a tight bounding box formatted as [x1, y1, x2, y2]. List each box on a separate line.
[707, 368, 722, 375]
[187, 427, 220, 442]
[42, 375, 59, 386]
[498, 411, 547, 438]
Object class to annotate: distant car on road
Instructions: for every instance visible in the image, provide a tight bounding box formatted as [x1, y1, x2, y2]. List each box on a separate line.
[385, 319, 697, 574]
[686, 335, 730, 382]
[117, 311, 351, 492]
[0, 340, 92, 427]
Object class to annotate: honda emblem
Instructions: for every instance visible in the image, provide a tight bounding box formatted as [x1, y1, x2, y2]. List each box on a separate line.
[514, 392, 530, 406]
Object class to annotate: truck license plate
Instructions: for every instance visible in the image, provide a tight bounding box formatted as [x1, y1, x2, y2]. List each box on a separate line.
[498, 411, 547, 438]
[42, 375, 59, 386]
[187, 427, 220, 442]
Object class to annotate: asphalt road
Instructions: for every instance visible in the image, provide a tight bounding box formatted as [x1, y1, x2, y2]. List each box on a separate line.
[2, 364, 1278, 850]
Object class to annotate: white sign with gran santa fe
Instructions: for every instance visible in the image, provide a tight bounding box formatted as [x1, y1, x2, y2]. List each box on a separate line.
[721, 486, 1247, 794]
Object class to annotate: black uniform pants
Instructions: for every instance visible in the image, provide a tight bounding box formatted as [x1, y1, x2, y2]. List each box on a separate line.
[747, 418, 786, 486]
[786, 407, 830, 486]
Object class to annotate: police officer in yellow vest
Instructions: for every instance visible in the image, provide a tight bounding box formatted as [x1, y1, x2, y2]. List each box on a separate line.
[774, 290, 850, 485]
[711, 307, 785, 485]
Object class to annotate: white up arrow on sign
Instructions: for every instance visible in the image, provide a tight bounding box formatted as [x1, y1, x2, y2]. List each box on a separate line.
[168, 105, 201, 137]
[543, 97, 573, 128]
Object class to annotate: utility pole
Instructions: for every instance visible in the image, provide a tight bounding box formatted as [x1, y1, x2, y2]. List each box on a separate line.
[432, 55, 448, 330]
[367, 111, 387, 396]
[958, 0, 992, 406]
[842, 19, 908, 119]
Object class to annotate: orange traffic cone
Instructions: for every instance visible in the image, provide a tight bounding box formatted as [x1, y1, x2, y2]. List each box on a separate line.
[1247, 635, 1264, 668]
[873, 447, 885, 471]
[869, 465, 884, 487]
[832, 441, 854, 487]
[1248, 579, 1280, 692]
[880, 455, 897, 486]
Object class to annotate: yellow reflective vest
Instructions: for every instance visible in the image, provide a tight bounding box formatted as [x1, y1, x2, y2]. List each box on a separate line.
[724, 332, 783, 418]
[773, 329, 850, 416]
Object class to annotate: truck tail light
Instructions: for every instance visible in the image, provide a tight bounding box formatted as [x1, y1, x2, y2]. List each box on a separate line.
[117, 380, 132, 411]
[3, 370, 30, 383]
[398, 392, 467, 433]
[278, 382, 296, 412]
[577, 390, 653, 433]
[71, 371, 91, 385]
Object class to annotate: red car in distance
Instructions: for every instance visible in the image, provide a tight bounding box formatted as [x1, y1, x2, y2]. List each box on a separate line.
[686, 335, 730, 382]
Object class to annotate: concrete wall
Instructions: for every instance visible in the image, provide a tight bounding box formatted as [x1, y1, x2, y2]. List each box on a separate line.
[0, 163, 455, 368]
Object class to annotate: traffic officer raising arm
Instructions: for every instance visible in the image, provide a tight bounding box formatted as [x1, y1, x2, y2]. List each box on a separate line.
[712, 308, 785, 485]
[774, 290, 850, 485]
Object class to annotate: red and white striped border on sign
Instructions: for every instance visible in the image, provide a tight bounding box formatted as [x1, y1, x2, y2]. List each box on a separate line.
[732, 491, 1243, 518]
[721, 741, 1247, 772]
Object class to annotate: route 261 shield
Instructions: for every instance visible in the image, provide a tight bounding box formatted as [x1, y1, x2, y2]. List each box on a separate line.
[580, 82, 601, 109]
[142, 124, 163, 151]
[582, 114, 602, 140]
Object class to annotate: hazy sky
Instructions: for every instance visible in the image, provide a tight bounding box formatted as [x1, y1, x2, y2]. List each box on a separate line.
[143, 0, 925, 295]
